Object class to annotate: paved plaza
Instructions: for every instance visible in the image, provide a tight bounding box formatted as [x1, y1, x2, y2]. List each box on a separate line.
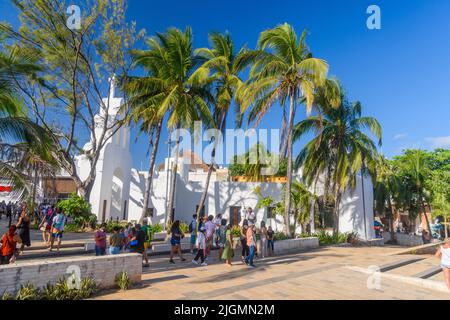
[95, 246, 450, 300]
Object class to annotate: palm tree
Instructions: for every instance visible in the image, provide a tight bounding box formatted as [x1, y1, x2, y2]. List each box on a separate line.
[192, 31, 249, 217]
[294, 92, 382, 235]
[124, 41, 170, 224]
[0, 45, 55, 198]
[395, 150, 433, 234]
[374, 155, 404, 241]
[132, 27, 213, 228]
[239, 23, 329, 237]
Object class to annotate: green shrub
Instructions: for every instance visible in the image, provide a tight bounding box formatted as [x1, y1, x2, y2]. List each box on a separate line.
[57, 193, 91, 218]
[115, 271, 130, 291]
[104, 221, 128, 233]
[1, 291, 14, 300]
[15, 283, 40, 300]
[149, 223, 163, 234]
[273, 232, 290, 241]
[308, 230, 353, 246]
[64, 223, 83, 233]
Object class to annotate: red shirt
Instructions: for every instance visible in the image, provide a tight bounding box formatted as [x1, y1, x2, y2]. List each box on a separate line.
[1, 233, 17, 256]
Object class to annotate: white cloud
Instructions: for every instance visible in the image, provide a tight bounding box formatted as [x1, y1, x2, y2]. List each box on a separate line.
[393, 133, 407, 140]
[425, 136, 450, 149]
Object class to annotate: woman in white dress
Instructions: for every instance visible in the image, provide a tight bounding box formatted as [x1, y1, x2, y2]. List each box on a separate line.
[435, 237, 450, 291]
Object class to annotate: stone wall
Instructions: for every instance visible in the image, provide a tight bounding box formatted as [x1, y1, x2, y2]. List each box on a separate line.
[0, 253, 142, 295]
[383, 232, 424, 246]
[263, 237, 319, 254]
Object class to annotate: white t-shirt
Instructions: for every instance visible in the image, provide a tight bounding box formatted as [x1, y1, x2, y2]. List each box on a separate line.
[441, 246, 450, 267]
[197, 232, 206, 250]
[205, 221, 216, 238]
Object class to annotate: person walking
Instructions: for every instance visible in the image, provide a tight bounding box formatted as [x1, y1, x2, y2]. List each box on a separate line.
[267, 226, 275, 256]
[204, 215, 216, 259]
[130, 224, 147, 267]
[94, 223, 107, 256]
[217, 219, 227, 259]
[16, 204, 31, 255]
[140, 219, 151, 267]
[49, 207, 66, 252]
[240, 219, 249, 262]
[245, 221, 256, 268]
[109, 226, 123, 255]
[169, 220, 186, 264]
[259, 221, 268, 258]
[6, 201, 12, 228]
[0, 225, 21, 264]
[192, 226, 207, 266]
[189, 214, 198, 254]
[435, 237, 450, 291]
[221, 224, 234, 267]
[39, 205, 55, 245]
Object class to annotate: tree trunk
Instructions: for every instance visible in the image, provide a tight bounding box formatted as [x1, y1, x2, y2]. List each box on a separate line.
[139, 119, 163, 224]
[360, 168, 368, 240]
[333, 185, 341, 236]
[420, 193, 432, 234]
[283, 91, 296, 237]
[166, 126, 181, 228]
[387, 198, 396, 242]
[445, 216, 448, 239]
[196, 162, 214, 217]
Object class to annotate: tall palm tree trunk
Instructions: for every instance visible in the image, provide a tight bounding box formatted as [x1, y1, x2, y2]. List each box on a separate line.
[361, 169, 368, 240]
[445, 216, 448, 239]
[333, 183, 341, 235]
[196, 155, 214, 217]
[284, 91, 296, 237]
[388, 198, 396, 242]
[139, 119, 163, 224]
[166, 126, 181, 228]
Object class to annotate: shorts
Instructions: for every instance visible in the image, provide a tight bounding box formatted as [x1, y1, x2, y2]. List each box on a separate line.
[190, 234, 197, 245]
[109, 246, 121, 255]
[144, 242, 150, 251]
[171, 238, 181, 246]
[52, 232, 63, 239]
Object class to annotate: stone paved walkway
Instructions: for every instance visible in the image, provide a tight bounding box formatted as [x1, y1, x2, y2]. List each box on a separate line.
[94, 246, 450, 300]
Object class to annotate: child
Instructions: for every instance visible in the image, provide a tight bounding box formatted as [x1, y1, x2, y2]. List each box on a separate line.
[192, 227, 207, 266]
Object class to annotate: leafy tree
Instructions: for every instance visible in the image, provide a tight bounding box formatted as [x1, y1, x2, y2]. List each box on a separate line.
[238, 23, 331, 237]
[0, 0, 144, 200]
[294, 88, 382, 235]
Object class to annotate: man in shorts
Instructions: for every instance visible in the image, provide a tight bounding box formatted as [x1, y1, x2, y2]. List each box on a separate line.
[49, 207, 66, 252]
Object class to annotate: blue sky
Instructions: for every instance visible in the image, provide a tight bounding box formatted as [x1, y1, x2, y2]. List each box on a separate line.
[1, 0, 450, 170]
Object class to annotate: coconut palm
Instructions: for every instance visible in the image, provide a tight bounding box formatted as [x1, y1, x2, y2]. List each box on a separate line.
[191, 31, 249, 217]
[238, 23, 329, 237]
[374, 155, 404, 241]
[394, 150, 433, 234]
[131, 27, 213, 227]
[123, 49, 168, 224]
[0, 45, 55, 198]
[294, 93, 382, 235]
